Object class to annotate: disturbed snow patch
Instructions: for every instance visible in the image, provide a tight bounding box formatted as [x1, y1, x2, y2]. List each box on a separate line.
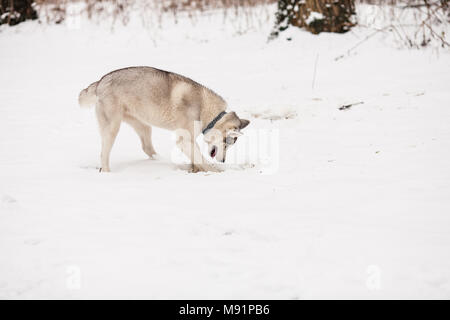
[249, 106, 297, 121]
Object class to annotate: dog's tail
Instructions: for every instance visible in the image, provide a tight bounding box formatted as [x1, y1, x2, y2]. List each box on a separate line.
[78, 81, 99, 108]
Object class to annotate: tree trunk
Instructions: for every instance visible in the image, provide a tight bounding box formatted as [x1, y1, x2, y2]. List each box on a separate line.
[271, 0, 356, 38]
[0, 0, 37, 26]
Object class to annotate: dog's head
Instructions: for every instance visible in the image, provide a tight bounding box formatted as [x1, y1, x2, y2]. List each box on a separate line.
[203, 112, 250, 163]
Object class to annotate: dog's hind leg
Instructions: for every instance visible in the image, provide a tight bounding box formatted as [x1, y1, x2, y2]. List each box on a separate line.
[96, 103, 122, 172]
[124, 115, 157, 158]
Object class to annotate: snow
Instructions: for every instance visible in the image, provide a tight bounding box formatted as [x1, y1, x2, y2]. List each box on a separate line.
[306, 11, 324, 25]
[1, 5, 450, 299]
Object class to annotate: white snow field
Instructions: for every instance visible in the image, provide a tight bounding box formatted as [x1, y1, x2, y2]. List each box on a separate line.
[1, 5, 450, 299]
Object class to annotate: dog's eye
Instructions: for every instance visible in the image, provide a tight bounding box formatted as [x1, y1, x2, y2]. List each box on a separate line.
[225, 136, 237, 145]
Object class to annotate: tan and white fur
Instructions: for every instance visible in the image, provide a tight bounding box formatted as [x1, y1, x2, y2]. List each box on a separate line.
[78, 66, 250, 172]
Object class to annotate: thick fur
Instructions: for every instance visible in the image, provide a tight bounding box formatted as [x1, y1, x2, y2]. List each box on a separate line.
[78, 66, 249, 172]
[78, 81, 99, 108]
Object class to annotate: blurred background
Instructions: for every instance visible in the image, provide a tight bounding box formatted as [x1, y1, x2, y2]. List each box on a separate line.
[1, 1, 449, 48]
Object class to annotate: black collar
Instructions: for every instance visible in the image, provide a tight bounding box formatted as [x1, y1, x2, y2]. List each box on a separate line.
[202, 111, 227, 135]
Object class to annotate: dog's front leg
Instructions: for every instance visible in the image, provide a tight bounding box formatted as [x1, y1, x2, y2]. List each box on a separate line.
[192, 140, 221, 172]
[175, 130, 220, 173]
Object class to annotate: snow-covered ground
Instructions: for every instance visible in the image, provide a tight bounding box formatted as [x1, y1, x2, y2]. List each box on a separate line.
[1, 5, 450, 299]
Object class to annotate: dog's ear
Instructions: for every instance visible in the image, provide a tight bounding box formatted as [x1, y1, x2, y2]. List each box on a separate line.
[239, 119, 250, 129]
[228, 129, 243, 138]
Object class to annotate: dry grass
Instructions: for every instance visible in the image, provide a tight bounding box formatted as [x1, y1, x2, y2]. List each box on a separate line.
[355, 0, 450, 48]
[33, 0, 276, 28]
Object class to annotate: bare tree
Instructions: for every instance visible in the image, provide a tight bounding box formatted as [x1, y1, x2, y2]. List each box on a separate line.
[355, 0, 449, 48]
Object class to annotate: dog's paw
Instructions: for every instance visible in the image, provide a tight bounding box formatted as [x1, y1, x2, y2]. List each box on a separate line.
[190, 165, 200, 173]
[191, 164, 222, 173]
[147, 152, 158, 159]
[207, 165, 222, 173]
[143, 147, 158, 159]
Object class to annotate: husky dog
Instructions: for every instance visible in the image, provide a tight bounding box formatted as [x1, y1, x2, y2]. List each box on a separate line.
[78, 67, 250, 172]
